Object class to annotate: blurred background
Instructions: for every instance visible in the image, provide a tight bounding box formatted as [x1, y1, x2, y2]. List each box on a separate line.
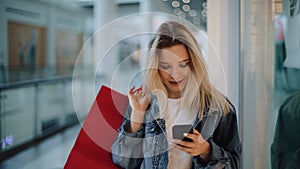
[0, 0, 299, 168]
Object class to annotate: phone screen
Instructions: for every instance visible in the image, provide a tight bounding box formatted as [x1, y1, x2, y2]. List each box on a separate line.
[172, 124, 193, 142]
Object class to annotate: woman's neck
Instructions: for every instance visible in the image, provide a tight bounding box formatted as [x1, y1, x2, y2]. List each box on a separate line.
[167, 90, 181, 99]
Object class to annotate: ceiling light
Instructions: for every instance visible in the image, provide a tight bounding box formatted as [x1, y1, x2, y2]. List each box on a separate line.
[193, 17, 200, 25]
[173, 8, 183, 15]
[172, 1, 180, 8]
[182, 0, 190, 3]
[182, 4, 190, 12]
[189, 10, 197, 17]
[179, 12, 186, 19]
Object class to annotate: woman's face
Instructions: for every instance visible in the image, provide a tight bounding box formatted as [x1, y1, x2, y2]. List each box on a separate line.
[158, 44, 190, 99]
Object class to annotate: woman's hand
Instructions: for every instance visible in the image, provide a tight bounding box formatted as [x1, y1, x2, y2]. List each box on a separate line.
[172, 129, 211, 161]
[128, 86, 150, 114]
[128, 86, 150, 133]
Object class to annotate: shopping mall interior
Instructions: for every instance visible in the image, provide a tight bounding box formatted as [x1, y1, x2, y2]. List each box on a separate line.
[0, 0, 299, 168]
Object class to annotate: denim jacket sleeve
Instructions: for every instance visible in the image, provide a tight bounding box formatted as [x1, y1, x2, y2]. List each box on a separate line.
[192, 110, 242, 169]
[111, 105, 145, 169]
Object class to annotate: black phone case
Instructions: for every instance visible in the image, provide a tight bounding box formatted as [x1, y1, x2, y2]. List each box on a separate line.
[172, 124, 193, 142]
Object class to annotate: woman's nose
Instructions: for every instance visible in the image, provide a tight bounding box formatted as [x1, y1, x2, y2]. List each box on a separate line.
[169, 67, 180, 79]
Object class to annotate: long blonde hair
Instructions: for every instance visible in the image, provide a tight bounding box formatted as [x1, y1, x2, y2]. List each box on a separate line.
[142, 21, 232, 119]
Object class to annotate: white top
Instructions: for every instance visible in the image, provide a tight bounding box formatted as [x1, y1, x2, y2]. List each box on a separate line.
[164, 98, 197, 169]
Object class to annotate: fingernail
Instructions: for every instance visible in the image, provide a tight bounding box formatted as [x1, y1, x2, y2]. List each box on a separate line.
[183, 133, 188, 137]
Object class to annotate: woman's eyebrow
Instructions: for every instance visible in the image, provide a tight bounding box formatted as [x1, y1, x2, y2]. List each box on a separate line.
[179, 59, 190, 63]
[159, 62, 169, 64]
[159, 59, 190, 64]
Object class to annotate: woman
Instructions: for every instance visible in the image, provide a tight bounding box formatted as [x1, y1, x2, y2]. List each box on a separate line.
[112, 21, 241, 169]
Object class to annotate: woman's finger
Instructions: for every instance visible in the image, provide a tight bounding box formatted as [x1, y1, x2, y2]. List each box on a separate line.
[172, 139, 193, 148]
[129, 86, 136, 94]
[193, 129, 200, 135]
[133, 87, 142, 94]
[183, 129, 206, 143]
[183, 132, 198, 142]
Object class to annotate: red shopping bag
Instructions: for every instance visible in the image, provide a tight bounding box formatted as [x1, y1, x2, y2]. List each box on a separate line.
[64, 85, 128, 169]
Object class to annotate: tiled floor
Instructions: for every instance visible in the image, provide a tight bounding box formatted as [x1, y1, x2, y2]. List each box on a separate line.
[0, 124, 81, 169]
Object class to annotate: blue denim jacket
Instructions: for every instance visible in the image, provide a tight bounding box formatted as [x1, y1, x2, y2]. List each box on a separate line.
[111, 96, 241, 169]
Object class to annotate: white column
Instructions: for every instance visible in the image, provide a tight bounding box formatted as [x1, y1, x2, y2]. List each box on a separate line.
[46, 5, 56, 69]
[93, 0, 117, 84]
[207, 1, 241, 163]
[0, 0, 8, 68]
[140, 0, 171, 13]
[94, 0, 117, 29]
[138, 0, 174, 67]
[207, 0, 240, 108]
[139, 0, 153, 67]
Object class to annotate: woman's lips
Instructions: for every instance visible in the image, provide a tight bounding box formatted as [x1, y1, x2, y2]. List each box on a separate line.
[169, 80, 183, 86]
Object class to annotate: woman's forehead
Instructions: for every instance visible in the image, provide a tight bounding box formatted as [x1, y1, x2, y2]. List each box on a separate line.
[158, 45, 189, 62]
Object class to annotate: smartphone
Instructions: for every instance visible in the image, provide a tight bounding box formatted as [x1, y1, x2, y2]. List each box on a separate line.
[172, 124, 194, 142]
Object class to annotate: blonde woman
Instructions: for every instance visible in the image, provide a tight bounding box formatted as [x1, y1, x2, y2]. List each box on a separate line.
[112, 21, 241, 169]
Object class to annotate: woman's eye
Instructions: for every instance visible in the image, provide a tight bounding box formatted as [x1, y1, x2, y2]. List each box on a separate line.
[179, 63, 189, 68]
[159, 64, 170, 69]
